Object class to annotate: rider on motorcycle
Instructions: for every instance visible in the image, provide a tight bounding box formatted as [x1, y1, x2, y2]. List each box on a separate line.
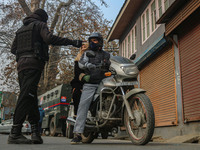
[71, 33, 111, 144]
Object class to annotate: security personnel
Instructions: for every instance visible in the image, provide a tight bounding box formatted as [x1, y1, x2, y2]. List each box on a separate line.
[8, 8, 82, 144]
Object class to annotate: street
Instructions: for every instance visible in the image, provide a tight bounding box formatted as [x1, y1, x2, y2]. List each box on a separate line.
[0, 134, 200, 150]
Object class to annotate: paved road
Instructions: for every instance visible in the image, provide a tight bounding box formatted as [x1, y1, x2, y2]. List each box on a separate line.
[0, 134, 200, 150]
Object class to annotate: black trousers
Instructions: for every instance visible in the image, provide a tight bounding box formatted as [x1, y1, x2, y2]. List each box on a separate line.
[13, 69, 41, 125]
[72, 88, 82, 115]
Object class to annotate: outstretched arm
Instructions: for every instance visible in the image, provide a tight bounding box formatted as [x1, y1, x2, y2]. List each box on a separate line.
[39, 22, 82, 47]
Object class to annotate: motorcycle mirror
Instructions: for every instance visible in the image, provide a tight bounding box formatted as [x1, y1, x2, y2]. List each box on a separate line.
[86, 51, 96, 58]
[130, 54, 136, 60]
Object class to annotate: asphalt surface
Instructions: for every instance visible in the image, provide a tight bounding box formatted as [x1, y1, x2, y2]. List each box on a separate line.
[0, 134, 200, 150]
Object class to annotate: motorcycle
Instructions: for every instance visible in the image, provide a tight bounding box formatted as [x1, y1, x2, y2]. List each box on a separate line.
[67, 52, 155, 145]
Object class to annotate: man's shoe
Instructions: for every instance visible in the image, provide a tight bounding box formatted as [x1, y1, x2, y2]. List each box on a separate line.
[7, 124, 32, 144]
[31, 124, 43, 144]
[70, 133, 82, 144]
[73, 115, 77, 120]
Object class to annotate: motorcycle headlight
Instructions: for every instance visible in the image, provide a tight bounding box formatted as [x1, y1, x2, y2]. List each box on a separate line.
[121, 66, 139, 75]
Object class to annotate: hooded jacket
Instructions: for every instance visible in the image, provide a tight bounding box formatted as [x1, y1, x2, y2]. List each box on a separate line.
[11, 9, 79, 72]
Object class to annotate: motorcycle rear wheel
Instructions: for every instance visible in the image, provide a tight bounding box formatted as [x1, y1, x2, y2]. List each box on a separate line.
[124, 93, 155, 145]
[81, 132, 96, 143]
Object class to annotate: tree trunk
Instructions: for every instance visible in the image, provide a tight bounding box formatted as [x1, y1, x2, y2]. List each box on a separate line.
[49, 0, 73, 32]
[41, 0, 46, 9]
[44, 0, 73, 90]
[17, 0, 32, 16]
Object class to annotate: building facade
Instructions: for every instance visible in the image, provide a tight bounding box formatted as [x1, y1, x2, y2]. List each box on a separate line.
[107, 0, 200, 138]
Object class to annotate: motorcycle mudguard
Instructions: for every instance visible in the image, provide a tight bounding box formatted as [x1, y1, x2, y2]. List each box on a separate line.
[121, 88, 146, 124]
[125, 88, 146, 100]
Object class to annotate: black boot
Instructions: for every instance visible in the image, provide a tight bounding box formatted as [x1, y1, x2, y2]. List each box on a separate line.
[7, 124, 32, 144]
[31, 124, 43, 144]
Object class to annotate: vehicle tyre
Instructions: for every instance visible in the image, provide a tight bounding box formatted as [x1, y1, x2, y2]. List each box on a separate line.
[50, 117, 57, 136]
[101, 132, 108, 139]
[81, 132, 96, 143]
[124, 93, 155, 145]
[44, 129, 50, 136]
[66, 123, 74, 139]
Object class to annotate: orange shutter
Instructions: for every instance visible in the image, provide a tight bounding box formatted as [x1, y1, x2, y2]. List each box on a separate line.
[179, 11, 200, 122]
[140, 46, 177, 126]
[165, 0, 200, 36]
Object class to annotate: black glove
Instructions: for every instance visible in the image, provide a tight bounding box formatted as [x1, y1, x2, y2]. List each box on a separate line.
[72, 40, 82, 48]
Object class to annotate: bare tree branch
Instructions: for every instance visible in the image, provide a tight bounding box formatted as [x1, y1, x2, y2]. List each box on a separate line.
[17, 0, 32, 16]
[41, 0, 46, 9]
[50, 0, 73, 32]
[0, 0, 119, 94]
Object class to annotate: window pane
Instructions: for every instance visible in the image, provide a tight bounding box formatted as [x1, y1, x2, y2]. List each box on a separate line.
[122, 42, 125, 56]
[158, 0, 162, 17]
[121, 42, 123, 56]
[125, 39, 127, 57]
[151, 1, 156, 32]
[132, 29, 134, 53]
[146, 9, 150, 37]
[128, 35, 130, 55]
[164, 0, 169, 11]
[135, 26, 137, 51]
[142, 15, 145, 41]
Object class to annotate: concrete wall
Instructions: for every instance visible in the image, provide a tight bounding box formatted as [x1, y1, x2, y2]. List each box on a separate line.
[154, 122, 200, 139]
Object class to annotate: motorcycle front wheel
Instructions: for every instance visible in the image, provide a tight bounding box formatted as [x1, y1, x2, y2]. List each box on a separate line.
[124, 93, 155, 145]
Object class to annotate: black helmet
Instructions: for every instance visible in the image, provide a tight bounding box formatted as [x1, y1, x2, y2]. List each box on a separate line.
[88, 32, 103, 47]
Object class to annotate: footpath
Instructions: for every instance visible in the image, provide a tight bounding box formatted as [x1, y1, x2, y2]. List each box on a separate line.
[152, 134, 200, 144]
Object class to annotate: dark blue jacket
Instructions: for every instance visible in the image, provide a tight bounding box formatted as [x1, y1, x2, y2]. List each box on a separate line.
[39, 107, 45, 123]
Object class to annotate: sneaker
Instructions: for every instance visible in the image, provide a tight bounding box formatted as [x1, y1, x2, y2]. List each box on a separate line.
[70, 133, 82, 144]
[73, 115, 77, 120]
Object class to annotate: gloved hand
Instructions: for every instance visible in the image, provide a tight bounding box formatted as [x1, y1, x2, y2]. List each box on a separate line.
[82, 75, 90, 82]
[86, 63, 96, 70]
[72, 40, 82, 48]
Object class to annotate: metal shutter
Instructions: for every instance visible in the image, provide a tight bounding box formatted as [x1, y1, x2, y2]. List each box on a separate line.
[165, 0, 200, 36]
[140, 46, 177, 126]
[179, 11, 200, 122]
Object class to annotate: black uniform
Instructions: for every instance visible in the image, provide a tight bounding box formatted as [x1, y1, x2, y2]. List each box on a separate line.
[70, 61, 84, 115]
[11, 9, 82, 126]
[8, 8, 82, 145]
